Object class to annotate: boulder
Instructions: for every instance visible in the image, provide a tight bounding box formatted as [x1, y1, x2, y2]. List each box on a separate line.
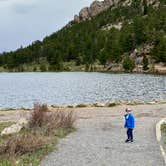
[133, 99, 145, 105]
[118, 100, 129, 105]
[1, 118, 29, 136]
[90, 0, 106, 16]
[104, 0, 114, 7]
[127, 101, 136, 105]
[79, 7, 90, 21]
[147, 101, 156, 105]
[122, 0, 132, 6]
[1, 123, 23, 136]
[102, 22, 122, 31]
[74, 15, 80, 23]
[18, 118, 29, 128]
[93, 102, 106, 107]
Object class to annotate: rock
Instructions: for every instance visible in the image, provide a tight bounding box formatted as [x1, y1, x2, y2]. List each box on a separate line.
[118, 100, 129, 105]
[18, 118, 29, 128]
[102, 22, 123, 31]
[74, 0, 117, 23]
[73, 0, 160, 23]
[125, 101, 133, 105]
[104, 0, 114, 6]
[130, 44, 154, 59]
[1, 123, 23, 136]
[122, 0, 132, 6]
[79, 7, 90, 21]
[1, 118, 29, 136]
[147, 101, 156, 105]
[133, 99, 145, 105]
[93, 102, 106, 107]
[74, 15, 80, 23]
[90, 0, 106, 17]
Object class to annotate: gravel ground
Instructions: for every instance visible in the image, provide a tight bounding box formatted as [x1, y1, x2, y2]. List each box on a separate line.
[41, 104, 166, 166]
[1, 104, 166, 166]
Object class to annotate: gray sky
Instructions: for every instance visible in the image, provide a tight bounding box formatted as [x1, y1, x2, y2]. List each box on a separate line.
[0, 0, 94, 52]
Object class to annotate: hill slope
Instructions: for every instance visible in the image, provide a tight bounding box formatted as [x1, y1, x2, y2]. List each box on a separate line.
[0, 0, 165, 72]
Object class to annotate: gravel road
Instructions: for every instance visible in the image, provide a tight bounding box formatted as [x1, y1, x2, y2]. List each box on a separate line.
[33, 104, 166, 165]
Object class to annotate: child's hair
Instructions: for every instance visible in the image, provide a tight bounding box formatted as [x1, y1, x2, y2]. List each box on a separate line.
[126, 108, 132, 112]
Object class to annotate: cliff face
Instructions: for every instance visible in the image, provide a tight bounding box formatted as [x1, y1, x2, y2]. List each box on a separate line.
[73, 0, 159, 23]
[74, 0, 119, 23]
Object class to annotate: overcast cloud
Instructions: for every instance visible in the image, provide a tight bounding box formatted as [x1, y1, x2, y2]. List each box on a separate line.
[0, 0, 93, 52]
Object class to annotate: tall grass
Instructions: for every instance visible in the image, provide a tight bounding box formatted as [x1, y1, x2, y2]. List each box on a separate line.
[29, 103, 48, 128]
[0, 103, 76, 165]
[29, 103, 76, 131]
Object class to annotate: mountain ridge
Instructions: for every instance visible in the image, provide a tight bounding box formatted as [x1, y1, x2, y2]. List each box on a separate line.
[71, 0, 159, 23]
[0, 0, 165, 73]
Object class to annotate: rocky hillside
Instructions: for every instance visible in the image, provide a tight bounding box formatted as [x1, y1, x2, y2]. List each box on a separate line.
[72, 0, 159, 23]
[0, 0, 165, 73]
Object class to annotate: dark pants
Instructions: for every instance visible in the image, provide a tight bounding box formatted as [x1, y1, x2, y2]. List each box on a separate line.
[127, 128, 133, 140]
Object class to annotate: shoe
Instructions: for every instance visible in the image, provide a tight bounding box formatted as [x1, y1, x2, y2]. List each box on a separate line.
[125, 139, 130, 143]
[130, 139, 134, 142]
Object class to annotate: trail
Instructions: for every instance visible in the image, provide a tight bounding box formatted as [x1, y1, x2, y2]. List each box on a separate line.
[20, 105, 166, 165]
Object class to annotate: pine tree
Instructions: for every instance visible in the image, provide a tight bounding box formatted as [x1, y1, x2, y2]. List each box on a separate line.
[143, 55, 149, 71]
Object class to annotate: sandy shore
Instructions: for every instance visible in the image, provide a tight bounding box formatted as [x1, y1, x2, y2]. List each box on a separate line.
[0, 103, 166, 122]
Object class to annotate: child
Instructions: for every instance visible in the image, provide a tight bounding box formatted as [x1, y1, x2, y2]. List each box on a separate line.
[124, 108, 135, 143]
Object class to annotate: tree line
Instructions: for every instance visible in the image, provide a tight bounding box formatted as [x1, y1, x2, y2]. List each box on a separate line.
[0, 0, 165, 72]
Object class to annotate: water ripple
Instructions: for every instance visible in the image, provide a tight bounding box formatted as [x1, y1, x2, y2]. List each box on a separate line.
[0, 72, 165, 109]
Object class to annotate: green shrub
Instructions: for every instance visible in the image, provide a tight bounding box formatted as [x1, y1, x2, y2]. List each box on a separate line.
[123, 57, 135, 72]
[107, 102, 116, 107]
[40, 64, 47, 72]
[0, 160, 11, 166]
[33, 66, 37, 72]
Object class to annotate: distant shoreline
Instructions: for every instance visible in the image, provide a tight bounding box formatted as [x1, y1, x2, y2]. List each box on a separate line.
[0, 70, 166, 75]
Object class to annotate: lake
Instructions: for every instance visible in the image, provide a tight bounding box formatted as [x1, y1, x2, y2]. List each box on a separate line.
[0, 72, 165, 109]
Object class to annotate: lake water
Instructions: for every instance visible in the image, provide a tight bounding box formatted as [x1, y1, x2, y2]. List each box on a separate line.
[0, 72, 165, 109]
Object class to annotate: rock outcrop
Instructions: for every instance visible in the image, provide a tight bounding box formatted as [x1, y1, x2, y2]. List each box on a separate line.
[74, 0, 118, 23]
[73, 0, 160, 23]
[101, 22, 123, 30]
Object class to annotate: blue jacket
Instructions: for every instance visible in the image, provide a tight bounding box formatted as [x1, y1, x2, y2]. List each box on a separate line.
[124, 113, 135, 129]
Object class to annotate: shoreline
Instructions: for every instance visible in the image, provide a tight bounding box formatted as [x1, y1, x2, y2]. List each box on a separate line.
[0, 100, 166, 113]
[0, 70, 166, 75]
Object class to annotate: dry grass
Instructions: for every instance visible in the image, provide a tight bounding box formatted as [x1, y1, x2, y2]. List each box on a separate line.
[29, 103, 76, 134]
[0, 103, 76, 165]
[29, 103, 48, 128]
[0, 133, 47, 156]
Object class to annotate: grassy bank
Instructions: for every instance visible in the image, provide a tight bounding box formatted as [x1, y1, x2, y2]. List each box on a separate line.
[0, 104, 76, 166]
